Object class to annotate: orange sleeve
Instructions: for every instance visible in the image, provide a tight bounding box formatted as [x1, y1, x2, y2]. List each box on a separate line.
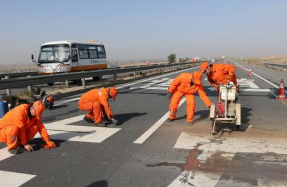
[100, 95, 113, 119]
[13, 108, 28, 145]
[168, 74, 182, 93]
[36, 120, 50, 142]
[197, 84, 212, 107]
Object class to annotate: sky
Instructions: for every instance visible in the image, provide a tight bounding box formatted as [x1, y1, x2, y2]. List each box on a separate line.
[0, 0, 287, 64]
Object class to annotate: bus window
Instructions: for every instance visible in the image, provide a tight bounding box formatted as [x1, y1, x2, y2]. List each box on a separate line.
[88, 46, 98, 59]
[97, 45, 106, 58]
[78, 45, 89, 59]
[72, 48, 78, 62]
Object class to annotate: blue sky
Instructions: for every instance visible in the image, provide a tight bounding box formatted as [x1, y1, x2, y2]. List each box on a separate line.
[0, 0, 287, 64]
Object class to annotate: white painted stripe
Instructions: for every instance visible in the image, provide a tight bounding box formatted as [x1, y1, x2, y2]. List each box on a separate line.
[134, 98, 186, 144]
[240, 89, 270, 92]
[117, 66, 198, 89]
[246, 125, 253, 132]
[36, 115, 121, 143]
[0, 170, 36, 187]
[0, 148, 14, 162]
[54, 98, 79, 106]
[54, 67, 199, 106]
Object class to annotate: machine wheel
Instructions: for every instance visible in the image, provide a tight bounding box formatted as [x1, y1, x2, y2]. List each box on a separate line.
[47, 82, 54, 86]
[209, 104, 216, 120]
[236, 125, 240, 131]
[235, 103, 241, 125]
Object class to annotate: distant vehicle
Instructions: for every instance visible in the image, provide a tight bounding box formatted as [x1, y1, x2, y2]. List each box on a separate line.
[32, 40, 107, 74]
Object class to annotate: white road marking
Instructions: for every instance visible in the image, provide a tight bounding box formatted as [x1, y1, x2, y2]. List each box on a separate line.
[234, 61, 287, 96]
[0, 148, 14, 162]
[134, 98, 186, 144]
[54, 98, 79, 106]
[117, 66, 198, 89]
[246, 125, 253, 132]
[35, 115, 121, 143]
[54, 67, 198, 106]
[170, 132, 287, 187]
[0, 170, 36, 187]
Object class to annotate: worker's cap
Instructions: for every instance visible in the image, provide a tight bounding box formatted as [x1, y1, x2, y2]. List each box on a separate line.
[200, 61, 209, 73]
[33, 100, 45, 120]
[109, 87, 118, 101]
[192, 71, 202, 84]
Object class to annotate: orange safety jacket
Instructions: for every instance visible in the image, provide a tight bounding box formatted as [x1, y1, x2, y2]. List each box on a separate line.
[0, 104, 50, 145]
[207, 63, 237, 87]
[79, 88, 113, 119]
[168, 73, 212, 107]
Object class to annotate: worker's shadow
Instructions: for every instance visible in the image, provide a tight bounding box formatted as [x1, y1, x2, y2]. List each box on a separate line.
[112, 112, 147, 126]
[175, 110, 210, 123]
[86, 180, 108, 187]
[28, 139, 66, 151]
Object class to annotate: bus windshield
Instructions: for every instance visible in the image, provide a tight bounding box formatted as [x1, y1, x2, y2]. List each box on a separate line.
[39, 44, 70, 63]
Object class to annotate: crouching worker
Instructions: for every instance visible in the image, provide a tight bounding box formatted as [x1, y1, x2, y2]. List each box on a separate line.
[167, 71, 212, 123]
[78, 87, 118, 127]
[0, 100, 56, 154]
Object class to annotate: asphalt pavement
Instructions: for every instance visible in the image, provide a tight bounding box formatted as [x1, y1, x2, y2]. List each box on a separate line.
[1, 62, 287, 187]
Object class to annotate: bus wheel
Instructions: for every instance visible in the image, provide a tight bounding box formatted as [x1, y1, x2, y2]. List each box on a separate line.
[47, 83, 54, 86]
[93, 76, 101, 81]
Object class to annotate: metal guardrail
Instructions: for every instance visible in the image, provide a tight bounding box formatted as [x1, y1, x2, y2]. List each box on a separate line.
[0, 62, 202, 90]
[0, 71, 38, 79]
[265, 63, 287, 70]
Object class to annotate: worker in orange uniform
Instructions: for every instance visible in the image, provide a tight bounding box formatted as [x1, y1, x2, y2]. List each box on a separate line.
[200, 61, 238, 91]
[0, 101, 56, 154]
[167, 71, 212, 123]
[78, 87, 118, 127]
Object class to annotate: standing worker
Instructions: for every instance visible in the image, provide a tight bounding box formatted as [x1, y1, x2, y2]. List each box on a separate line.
[0, 100, 56, 154]
[78, 87, 118, 127]
[167, 71, 212, 123]
[200, 61, 238, 91]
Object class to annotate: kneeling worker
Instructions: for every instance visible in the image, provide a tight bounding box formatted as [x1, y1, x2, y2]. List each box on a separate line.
[167, 71, 212, 123]
[0, 100, 56, 154]
[78, 87, 118, 127]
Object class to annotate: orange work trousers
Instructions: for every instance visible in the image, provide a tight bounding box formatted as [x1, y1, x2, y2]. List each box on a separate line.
[78, 100, 105, 123]
[0, 125, 38, 150]
[169, 91, 196, 122]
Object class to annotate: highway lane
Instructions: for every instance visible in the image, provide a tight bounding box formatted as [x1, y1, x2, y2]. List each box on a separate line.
[1, 63, 287, 187]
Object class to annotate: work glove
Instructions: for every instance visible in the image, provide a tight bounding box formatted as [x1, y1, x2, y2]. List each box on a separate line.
[166, 92, 172, 99]
[42, 140, 56, 149]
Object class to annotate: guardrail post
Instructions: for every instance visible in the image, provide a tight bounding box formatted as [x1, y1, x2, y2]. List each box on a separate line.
[113, 73, 117, 81]
[27, 75, 33, 98]
[65, 80, 69, 88]
[81, 78, 86, 88]
[5, 76, 11, 96]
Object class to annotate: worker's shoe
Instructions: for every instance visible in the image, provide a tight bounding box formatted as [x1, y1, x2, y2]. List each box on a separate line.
[9, 148, 24, 155]
[83, 116, 94, 123]
[187, 121, 194, 125]
[95, 123, 106, 127]
[168, 118, 174, 122]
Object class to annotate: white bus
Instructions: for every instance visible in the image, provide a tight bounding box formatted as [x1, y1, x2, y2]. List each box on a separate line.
[32, 40, 108, 74]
